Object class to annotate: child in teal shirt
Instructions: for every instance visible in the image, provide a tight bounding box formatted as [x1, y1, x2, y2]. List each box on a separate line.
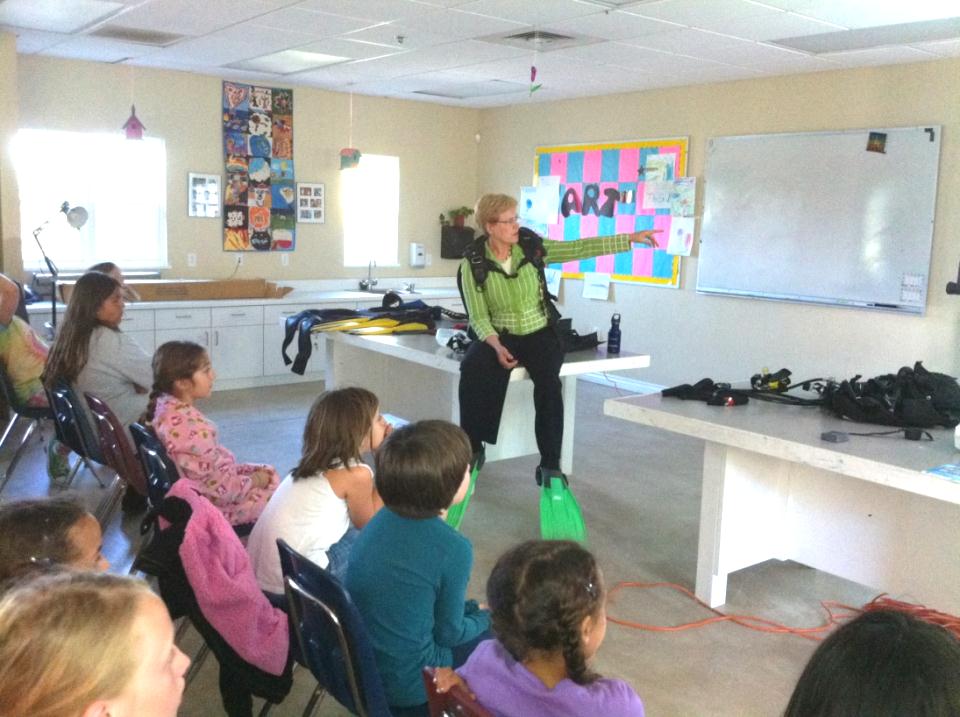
[346, 420, 491, 716]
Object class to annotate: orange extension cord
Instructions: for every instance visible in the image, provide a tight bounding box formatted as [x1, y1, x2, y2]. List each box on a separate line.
[606, 581, 960, 642]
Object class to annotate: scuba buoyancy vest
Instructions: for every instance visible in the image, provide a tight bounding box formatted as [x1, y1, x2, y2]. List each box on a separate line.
[456, 227, 561, 334]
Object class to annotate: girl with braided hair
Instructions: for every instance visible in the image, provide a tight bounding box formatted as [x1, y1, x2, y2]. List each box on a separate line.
[443, 540, 645, 717]
[143, 341, 279, 526]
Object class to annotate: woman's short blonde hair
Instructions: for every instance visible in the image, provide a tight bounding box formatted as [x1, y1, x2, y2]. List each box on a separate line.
[0, 572, 154, 717]
[475, 194, 518, 234]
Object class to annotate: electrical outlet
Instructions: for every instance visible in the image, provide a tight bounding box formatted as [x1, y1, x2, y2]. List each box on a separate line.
[281, 253, 289, 266]
[426, 252, 433, 266]
[187, 253, 197, 267]
[236, 254, 244, 266]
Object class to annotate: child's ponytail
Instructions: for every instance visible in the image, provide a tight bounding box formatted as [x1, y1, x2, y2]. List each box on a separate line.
[488, 540, 604, 686]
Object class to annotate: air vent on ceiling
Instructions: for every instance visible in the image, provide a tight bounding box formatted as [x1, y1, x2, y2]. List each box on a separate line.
[481, 29, 600, 52]
[89, 25, 185, 47]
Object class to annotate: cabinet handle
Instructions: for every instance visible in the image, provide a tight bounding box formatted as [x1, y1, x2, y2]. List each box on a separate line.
[214, 330, 219, 346]
[204, 330, 209, 346]
[230, 312, 246, 317]
[175, 314, 192, 319]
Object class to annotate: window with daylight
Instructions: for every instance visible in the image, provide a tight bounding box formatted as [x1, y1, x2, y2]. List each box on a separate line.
[12, 129, 168, 272]
[341, 154, 399, 267]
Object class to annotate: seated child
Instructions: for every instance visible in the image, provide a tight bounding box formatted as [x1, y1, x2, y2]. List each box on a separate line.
[346, 420, 491, 716]
[88, 261, 142, 302]
[0, 273, 71, 478]
[248, 387, 387, 593]
[0, 495, 109, 588]
[145, 341, 279, 526]
[0, 571, 190, 717]
[444, 540, 645, 717]
[785, 608, 960, 716]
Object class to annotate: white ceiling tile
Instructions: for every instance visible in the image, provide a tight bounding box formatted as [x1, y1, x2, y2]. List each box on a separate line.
[296, 37, 406, 60]
[295, 0, 440, 23]
[454, 0, 601, 25]
[910, 36, 960, 56]
[542, 8, 680, 41]
[0, 0, 124, 33]
[559, 40, 723, 72]
[631, 0, 778, 27]
[821, 44, 940, 67]
[42, 34, 162, 62]
[623, 27, 750, 54]
[341, 20, 453, 49]
[414, 7, 528, 38]
[250, 7, 380, 36]
[107, 0, 286, 36]
[701, 9, 844, 40]
[2, 25, 70, 53]
[757, 0, 960, 29]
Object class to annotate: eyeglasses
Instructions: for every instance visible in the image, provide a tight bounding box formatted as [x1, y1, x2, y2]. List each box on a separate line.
[493, 217, 520, 225]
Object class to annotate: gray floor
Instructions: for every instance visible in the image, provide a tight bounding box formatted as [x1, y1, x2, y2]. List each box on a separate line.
[0, 380, 876, 716]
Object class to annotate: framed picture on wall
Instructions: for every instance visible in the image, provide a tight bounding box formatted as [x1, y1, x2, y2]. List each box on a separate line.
[297, 182, 324, 224]
[189, 173, 221, 217]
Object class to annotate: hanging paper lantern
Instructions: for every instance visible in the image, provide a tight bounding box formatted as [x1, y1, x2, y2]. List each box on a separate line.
[122, 105, 146, 139]
[339, 147, 361, 169]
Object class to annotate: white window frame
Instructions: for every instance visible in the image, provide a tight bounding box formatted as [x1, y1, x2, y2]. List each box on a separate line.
[341, 154, 399, 267]
[12, 129, 168, 272]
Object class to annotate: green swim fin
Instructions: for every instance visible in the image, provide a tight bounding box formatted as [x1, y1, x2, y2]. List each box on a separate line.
[445, 448, 485, 531]
[538, 468, 587, 543]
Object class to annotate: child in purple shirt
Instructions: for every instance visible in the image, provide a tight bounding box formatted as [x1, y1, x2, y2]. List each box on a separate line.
[440, 540, 645, 717]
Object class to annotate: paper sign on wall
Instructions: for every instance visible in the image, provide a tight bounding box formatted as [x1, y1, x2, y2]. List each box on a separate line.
[582, 272, 611, 300]
[667, 217, 696, 256]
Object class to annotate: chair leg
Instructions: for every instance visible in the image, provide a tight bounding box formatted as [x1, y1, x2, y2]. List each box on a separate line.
[301, 684, 326, 717]
[257, 701, 274, 717]
[79, 455, 109, 488]
[58, 456, 83, 490]
[184, 642, 210, 686]
[0, 415, 26, 495]
[93, 473, 124, 526]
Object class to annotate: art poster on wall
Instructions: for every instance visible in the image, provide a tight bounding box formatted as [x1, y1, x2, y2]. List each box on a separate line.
[222, 81, 295, 252]
[533, 138, 688, 288]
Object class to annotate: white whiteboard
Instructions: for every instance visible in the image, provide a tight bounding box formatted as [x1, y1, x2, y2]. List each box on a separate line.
[697, 126, 941, 314]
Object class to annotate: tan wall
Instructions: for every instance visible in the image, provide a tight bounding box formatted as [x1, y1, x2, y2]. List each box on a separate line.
[478, 58, 960, 385]
[12, 55, 481, 282]
[0, 33, 20, 271]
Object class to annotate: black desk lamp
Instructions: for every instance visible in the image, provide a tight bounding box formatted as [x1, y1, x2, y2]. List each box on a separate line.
[31, 201, 88, 333]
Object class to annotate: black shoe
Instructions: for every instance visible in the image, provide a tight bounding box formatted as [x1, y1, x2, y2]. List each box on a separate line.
[121, 488, 148, 514]
[536, 466, 567, 487]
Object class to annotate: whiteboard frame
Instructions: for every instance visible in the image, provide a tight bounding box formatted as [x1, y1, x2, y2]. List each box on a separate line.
[696, 126, 941, 315]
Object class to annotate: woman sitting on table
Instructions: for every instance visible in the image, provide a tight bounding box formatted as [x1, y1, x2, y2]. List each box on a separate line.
[458, 193, 659, 489]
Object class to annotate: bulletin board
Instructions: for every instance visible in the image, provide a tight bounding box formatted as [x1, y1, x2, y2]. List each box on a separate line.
[533, 138, 688, 288]
[222, 81, 295, 252]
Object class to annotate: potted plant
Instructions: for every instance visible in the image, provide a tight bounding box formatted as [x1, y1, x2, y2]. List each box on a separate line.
[447, 206, 474, 228]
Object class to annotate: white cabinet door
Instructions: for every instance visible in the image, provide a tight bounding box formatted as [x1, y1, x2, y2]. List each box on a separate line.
[263, 322, 324, 376]
[211, 324, 264, 380]
[155, 328, 210, 351]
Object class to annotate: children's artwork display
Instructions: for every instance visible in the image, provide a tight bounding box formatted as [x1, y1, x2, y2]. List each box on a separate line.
[222, 81, 295, 252]
[296, 182, 325, 224]
[533, 138, 689, 288]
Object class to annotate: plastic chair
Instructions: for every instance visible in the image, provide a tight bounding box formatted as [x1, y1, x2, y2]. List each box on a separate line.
[45, 379, 107, 491]
[0, 362, 52, 495]
[278, 538, 392, 717]
[422, 667, 494, 717]
[128, 422, 180, 510]
[84, 392, 148, 524]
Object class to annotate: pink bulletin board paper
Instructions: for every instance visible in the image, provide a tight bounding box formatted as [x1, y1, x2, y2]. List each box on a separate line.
[534, 138, 688, 289]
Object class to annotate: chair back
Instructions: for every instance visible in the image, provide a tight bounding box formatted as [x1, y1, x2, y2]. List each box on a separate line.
[278, 539, 391, 717]
[0, 361, 50, 420]
[84, 393, 147, 497]
[422, 667, 494, 717]
[129, 422, 180, 507]
[46, 379, 104, 463]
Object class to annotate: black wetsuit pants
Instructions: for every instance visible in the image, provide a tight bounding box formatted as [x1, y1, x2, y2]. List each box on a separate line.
[458, 326, 564, 470]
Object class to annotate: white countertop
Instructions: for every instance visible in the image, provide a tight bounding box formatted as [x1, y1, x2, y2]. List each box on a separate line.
[27, 286, 461, 313]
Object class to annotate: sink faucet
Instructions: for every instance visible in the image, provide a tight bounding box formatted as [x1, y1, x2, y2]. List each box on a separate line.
[359, 260, 378, 291]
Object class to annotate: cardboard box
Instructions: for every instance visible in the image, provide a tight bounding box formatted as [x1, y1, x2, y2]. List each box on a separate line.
[61, 278, 293, 302]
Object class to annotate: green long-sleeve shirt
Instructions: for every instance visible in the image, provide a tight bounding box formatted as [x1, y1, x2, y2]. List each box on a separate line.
[460, 234, 633, 341]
